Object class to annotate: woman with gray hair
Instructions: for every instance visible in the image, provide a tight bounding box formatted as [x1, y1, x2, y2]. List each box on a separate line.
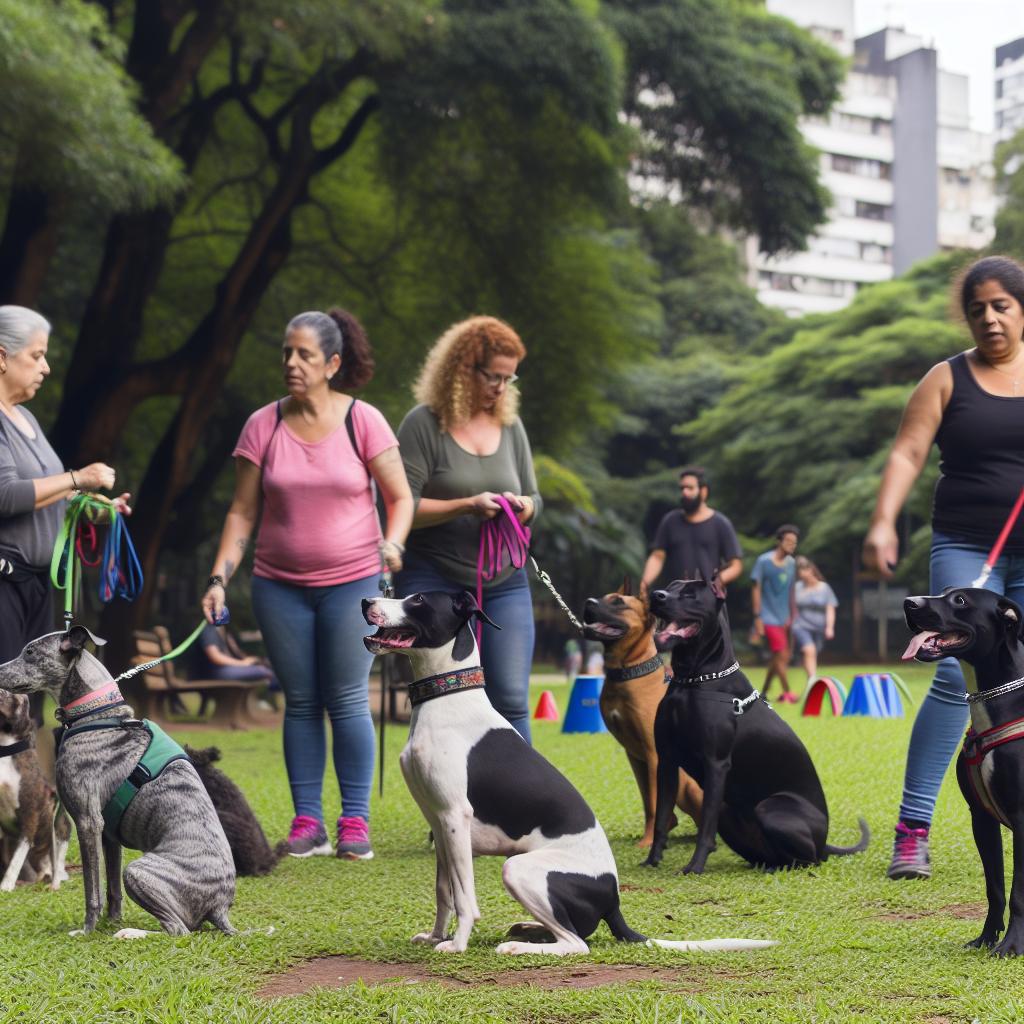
[202, 306, 413, 862]
[0, 305, 130, 667]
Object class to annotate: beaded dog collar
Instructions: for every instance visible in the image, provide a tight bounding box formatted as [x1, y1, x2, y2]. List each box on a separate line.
[57, 680, 127, 725]
[409, 667, 486, 707]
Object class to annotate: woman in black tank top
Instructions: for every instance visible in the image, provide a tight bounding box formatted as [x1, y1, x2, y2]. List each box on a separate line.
[862, 256, 1024, 881]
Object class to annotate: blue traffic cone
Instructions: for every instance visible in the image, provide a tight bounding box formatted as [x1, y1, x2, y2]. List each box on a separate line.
[562, 675, 608, 734]
[843, 674, 886, 717]
[876, 673, 905, 717]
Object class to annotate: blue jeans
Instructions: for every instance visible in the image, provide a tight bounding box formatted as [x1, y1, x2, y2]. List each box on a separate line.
[395, 554, 535, 744]
[899, 532, 1024, 826]
[251, 573, 379, 823]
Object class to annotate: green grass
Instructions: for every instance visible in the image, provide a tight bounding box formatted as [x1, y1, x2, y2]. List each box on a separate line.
[4, 662, 1024, 1023]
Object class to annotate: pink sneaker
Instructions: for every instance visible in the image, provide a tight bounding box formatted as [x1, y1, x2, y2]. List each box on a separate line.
[887, 822, 931, 879]
[336, 816, 374, 860]
[286, 815, 331, 858]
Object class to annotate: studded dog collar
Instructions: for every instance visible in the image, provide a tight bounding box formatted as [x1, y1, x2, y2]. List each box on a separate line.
[408, 667, 486, 707]
[677, 661, 740, 686]
[604, 654, 670, 684]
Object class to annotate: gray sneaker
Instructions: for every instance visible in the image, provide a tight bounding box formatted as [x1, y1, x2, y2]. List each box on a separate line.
[286, 815, 332, 858]
[336, 816, 374, 860]
[886, 821, 931, 879]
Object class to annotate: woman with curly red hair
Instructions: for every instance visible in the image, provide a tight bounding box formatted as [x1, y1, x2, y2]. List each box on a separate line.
[396, 316, 542, 743]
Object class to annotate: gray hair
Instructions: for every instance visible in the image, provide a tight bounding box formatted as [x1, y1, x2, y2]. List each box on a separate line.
[0, 306, 51, 357]
[287, 311, 342, 363]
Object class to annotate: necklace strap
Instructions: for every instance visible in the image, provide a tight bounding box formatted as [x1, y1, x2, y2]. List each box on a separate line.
[677, 661, 740, 686]
[409, 667, 486, 707]
[605, 654, 668, 684]
[967, 674, 1024, 705]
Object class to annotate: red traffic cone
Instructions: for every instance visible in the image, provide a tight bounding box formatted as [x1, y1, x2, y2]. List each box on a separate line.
[533, 690, 560, 721]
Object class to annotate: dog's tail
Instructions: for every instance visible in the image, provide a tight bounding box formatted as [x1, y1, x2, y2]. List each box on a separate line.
[605, 907, 775, 952]
[825, 816, 870, 857]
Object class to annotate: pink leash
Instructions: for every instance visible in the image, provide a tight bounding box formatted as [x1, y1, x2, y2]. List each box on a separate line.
[973, 485, 1024, 588]
[475, 496, 531, 649]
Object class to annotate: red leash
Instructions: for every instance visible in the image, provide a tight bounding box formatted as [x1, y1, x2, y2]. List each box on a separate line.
[475, 496, 531, 648]
[973, 485, 1024, 588]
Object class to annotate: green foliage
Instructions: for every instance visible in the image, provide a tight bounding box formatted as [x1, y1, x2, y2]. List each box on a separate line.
[994, 127, 1024, 259]
[682, 251, 970, 584]
[604, 0, 845, 255]
[0, 0, 183, 206]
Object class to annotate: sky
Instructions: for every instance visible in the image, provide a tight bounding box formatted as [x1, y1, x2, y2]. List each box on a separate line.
[855, 1, 1024, 132]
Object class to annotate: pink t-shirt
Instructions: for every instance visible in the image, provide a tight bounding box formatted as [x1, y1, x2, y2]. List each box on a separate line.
[234, 399, 398, 586]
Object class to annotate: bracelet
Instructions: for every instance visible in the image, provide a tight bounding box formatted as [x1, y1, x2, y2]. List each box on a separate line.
[206, 574, 226, 591]
[68, 468, 79, 490]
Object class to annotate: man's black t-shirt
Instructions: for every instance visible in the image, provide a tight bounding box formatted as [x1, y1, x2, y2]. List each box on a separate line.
[650, 511, 742, 587]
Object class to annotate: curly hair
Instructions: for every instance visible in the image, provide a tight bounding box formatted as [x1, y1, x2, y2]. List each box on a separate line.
[413, 316, 527, 430]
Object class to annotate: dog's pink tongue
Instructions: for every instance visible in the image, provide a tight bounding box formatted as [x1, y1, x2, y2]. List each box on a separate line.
[902, 630, 938, 661]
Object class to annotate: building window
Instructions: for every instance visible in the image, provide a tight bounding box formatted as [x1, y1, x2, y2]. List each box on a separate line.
[759, 272, 854, 298]
[830, 154, 893, 179]
[855, 200, 892, 222]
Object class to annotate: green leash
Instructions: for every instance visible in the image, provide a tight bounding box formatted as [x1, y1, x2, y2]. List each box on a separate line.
[113, 619, 208, 685]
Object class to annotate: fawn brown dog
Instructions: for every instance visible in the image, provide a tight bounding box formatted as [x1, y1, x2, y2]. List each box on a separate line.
[583, 579, 702, 846]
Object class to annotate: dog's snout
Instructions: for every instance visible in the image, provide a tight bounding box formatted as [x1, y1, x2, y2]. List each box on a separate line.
[904, 597, 926, 612]
[651, 590, 669, 606]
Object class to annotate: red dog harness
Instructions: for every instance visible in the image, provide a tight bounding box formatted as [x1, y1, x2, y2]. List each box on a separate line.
[962, 718, 1024, 829]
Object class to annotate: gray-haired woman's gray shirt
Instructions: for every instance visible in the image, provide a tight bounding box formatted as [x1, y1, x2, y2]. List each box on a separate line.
[0, 408, 65, 568]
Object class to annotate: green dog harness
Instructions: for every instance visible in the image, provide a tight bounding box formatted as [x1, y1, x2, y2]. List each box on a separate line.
[59, 718, 190, 845]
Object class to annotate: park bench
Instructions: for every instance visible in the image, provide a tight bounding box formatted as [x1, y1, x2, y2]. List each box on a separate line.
[130, 626, 257, 730]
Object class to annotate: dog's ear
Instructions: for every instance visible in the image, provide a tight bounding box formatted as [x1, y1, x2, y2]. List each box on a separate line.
[59, 624, 105, 656]
[998, 596, 1024, 640]
[709, 568, 726, 601]
[452, 591, 500, 630]
[620, 575, 634, 597]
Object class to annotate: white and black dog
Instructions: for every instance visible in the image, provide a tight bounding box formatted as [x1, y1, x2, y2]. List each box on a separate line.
[362, 589, 774, 956]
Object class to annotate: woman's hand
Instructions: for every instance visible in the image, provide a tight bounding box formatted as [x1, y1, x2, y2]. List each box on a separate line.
[111, 492, 132, 516]
[75, 463, 116, 491]
[469, 492, 502, 519]
[502, 492, 533, 525]
[863, 521, 899, 579]
[202, 582, 226, 624]
[825, 626, 835, 641]
[379, 539, 404, 573]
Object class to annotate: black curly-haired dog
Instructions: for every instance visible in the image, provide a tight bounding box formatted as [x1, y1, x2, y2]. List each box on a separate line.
[185, 746, 286, 877]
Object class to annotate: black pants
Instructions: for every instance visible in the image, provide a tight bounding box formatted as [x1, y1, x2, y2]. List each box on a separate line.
[0, 570, 55, 723]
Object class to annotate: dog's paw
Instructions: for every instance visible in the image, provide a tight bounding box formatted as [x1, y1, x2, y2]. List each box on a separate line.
[681, 861, 706, 875]
[411, 931, 444, 944]
[114, 928, 153, 940]
[432, 939, 467, 953]
[495, 940, 535, 955]
[0, 879, 16, 893]
[68, 928, 86, 937]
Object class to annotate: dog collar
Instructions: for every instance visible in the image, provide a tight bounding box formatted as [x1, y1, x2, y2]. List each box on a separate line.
[408, 667, 486, 706]
[966, 674, 1024, 705]
[604, 655, 670, 684]
[678, 661, 740, 685]
[57, 680, 127, 724]
[0, 738, 32, 759]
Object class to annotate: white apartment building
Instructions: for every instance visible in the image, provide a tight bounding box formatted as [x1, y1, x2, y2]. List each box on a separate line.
[755, 1, 994, 316]
[995, 37, 1024, 142]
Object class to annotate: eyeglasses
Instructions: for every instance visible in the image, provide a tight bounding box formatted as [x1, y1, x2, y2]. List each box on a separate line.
[475, 366, 518, 387]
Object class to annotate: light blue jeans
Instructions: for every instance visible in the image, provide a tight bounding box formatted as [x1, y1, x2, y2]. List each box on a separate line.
[898, 532, 1024, 826]
[251, 573, 379, 823]
[395, 553, 535, 744]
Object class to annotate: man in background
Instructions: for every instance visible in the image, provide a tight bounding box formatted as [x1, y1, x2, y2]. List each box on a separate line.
[751, 524, 800, 703]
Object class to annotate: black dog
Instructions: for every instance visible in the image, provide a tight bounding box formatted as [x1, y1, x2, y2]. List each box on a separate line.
[185, 746, 286, 877]
[645, 576, 869, 872]
[904, 587, 1024, 956]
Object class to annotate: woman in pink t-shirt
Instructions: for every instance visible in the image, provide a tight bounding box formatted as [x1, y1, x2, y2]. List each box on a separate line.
[202, 308, 412, 861]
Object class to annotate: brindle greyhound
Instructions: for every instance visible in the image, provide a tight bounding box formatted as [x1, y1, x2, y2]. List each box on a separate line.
[0, 628, 236, 937]
[904, 587, 1024, 956]
[583, 579, 702, 846]
[646, 575, 868, 873]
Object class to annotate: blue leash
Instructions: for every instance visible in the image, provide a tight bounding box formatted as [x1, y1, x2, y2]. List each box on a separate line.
[99, 507, 144, 604]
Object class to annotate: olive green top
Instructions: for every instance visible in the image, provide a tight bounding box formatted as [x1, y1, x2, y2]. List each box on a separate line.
[397, 404, 542, 588]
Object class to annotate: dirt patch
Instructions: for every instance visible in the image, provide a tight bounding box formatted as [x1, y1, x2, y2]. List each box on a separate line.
[257, 955, 726, 998]
[874, 902, 985, 923]
[619, 884, 664, 894]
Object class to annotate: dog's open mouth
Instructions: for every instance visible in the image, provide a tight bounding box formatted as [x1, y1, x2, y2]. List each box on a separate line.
[902, 629, 970, 661]
[363, 627, 418, 652]
[583, 621, 626, 640]
[655, 621, 699, 647]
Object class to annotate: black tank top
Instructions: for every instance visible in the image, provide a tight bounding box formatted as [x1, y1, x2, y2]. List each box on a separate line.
[933, 352, 1024, 552]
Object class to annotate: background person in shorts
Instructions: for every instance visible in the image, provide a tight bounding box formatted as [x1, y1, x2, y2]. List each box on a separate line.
[750, 525, 800, 702]
[792, 555, 837, 687]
